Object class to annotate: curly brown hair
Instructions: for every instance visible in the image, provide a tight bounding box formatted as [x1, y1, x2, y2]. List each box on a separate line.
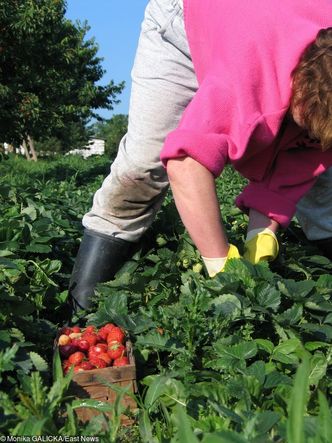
[290, 27, 332, 150]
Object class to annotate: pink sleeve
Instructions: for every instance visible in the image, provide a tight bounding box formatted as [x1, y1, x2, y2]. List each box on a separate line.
[236, 137, 332, 228]
[160, 78, 233, 177]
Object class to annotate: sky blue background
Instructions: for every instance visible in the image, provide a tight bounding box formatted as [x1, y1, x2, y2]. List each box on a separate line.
[66, 0, 148, 119]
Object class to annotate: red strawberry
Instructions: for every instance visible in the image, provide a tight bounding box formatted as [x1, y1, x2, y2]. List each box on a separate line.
[80, 361, 95, 371]
[74, 364, 85, 373]
[84, 325, 96, 334]
[62, 359, 71, 373]
[71, 326, 81, 333]
[70, 338, 81, 348]
[113, 356, 130, 367]
[97, 326, 109, 341]
[107, 327, 125, 344]
[107, 342, 125, 360]
[81, 333, 98, 347]
[60, 326, 72, 336]
[98, 352, 112, 366]
[77, 339, 90, 353]
[89, 356, 107, 368]
[89, 343, 108, 355]
[68, 351, 85, 365]
[104, 323, 116, 332]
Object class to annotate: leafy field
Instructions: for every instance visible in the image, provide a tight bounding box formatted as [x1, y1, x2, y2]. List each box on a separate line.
[1, 154, 332, 442]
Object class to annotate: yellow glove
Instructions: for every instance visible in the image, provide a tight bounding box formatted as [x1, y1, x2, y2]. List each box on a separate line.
[202, 244, 241, 277]
[243, 228, 279, 264]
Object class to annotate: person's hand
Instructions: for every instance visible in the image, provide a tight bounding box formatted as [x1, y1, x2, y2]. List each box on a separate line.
[243, 228, 279, 264]
[202, 244, 241, 277]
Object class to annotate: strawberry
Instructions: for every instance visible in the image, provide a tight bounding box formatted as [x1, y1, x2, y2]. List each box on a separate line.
[88, 343, 108, 358]
[62, 359, 71, 373]
[69, 332, 82, 340]
[60, 326, 72, 336]
[77, 339, 90, 353]
[97, 326, 109, 341]
[73, 364, 85, 373]
[89, 355, 107, 369]
[80, 361, 94, 371]
[70, 338, 81, 348]
[84, 325, 96, 334]
[98, 352, 112, 366]
[71, 326, 81, 333]
[59, 344, 77, 359]
[107, 327, 125, 344]
[68, 351, 85, 365]
[81, 333, 98, 347]
[107, 342, 125, 360]
[104, 323, 116, 332]
[113, 356, 130, 367]
[58, 334, 71, 346]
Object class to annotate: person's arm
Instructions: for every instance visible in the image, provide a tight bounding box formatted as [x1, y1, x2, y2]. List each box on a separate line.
[236, 134, 332, 229]
[166, 156, 230, 258]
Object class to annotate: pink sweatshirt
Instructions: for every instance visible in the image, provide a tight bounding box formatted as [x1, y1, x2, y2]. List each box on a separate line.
[160, 0, 332, 227]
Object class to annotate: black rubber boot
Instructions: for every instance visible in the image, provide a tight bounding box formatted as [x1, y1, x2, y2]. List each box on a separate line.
[68, 229, 134, 315]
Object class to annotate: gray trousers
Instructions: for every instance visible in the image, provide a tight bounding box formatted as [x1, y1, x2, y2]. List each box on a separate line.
[83, 0, 197, 242]
[83, 0, 332, 243]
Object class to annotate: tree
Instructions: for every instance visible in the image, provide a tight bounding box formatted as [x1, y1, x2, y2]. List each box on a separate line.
[0, 0, 124, 156]
[93, 114, 128, 160]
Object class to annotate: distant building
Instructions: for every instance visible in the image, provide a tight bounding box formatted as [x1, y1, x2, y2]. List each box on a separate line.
[3, 142, 25, 155]
[67, 137, 106, 158]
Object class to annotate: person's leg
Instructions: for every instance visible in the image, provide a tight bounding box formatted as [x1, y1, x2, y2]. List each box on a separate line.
[69, 0, 198, 313]
[83, 0, 197, 242]
[296, 167, 332, 259]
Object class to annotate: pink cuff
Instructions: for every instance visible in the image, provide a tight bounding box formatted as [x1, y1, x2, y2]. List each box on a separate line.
[235, 183, 296, 228]
[161, 129, 229, 177]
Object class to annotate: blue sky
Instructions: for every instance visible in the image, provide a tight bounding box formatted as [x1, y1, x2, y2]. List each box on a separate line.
[66, 0, 148, 119]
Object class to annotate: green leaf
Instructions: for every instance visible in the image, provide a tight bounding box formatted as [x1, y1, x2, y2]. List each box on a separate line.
[264, 371, 292, 389]
[210, 294, 242, 318]
[202, 430, 248, 443]
[136, 331, 184, 353]
[52, 348, 63, 381]
[255, 282, 281, 311]
[255, 339, 274, 354]
[278, 279, 316, 300]
[139, 409, 158, 443]
[273, 338, 302, 356]
[255, 411, 280, 435]
[29, 352, 48, 372]
[246, 360, 266, 385]
[25, 243, 51, 254]
[173, 405, 200, 443]
[286, 357, 310, 443]
[12, 417, 48, 436]
[308, 353, 327, 386]
[299, 323, 332, 340]
[216, 341, 258, 361]
[317, 391, 332, 443]
[0, 250, 14, 257]
[304, 341, 330, 351]
[21, 205, 37, 221]
[144, 375, 169, 410]
[316, 274, 332, 290]
[275, 304, 303, 326]
[71, 399, 114, 413]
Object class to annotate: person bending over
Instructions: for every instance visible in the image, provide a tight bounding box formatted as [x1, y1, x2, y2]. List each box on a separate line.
[69, 0, 332, 313]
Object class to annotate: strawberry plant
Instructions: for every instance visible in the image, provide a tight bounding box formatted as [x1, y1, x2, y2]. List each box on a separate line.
[1, 154, 332, 441]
